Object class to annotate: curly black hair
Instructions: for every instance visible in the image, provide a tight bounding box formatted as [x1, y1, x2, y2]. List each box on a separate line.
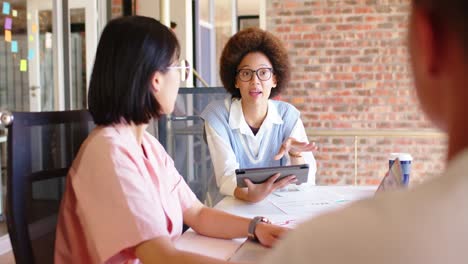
[219, 27, 290, 98]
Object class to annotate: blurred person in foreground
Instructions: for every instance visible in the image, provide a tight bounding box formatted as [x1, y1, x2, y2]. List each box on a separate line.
[261, 1, 468, 263]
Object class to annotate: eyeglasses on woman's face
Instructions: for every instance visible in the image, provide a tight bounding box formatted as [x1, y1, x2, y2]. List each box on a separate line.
[236, 67, 274, 82]
[167, 59, 191, 82]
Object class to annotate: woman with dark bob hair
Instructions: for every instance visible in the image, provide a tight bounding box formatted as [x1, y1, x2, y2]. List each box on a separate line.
[55, 16, 287, 264]
[201, 27, 317, 203]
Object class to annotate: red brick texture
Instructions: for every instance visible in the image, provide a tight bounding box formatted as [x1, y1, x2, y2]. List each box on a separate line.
[266, 0, 446, 185]
[111, 0, 122, 18]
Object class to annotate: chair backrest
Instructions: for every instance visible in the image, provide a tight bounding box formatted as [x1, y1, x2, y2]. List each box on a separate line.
[3, 110, 94, 264]
[158, 87, 228, 205]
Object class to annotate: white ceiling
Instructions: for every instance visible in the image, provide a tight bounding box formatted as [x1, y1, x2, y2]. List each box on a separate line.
[237, 0, 260, 16]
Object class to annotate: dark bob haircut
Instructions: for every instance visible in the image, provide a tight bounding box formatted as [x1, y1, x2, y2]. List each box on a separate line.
[88, 16, 180, 126]
[219, 27, 290, 99]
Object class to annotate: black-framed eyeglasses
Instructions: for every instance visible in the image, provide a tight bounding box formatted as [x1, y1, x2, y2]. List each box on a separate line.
[167, 59, 191, 82]
[236, 68, 274, 82]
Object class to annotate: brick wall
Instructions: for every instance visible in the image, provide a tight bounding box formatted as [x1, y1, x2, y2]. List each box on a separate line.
[266, 0, 447, 185]
[112, 0, 123, 18]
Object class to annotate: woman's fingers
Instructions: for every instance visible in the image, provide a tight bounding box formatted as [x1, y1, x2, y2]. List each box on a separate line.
[266, 173, 281, 184]
[277, 138, 319, 158]
[273, 145, 287, 160]
[244, 174, 282, 202]
[305, 142, 318, 151]
[290, 141, 318, 153]
[260, 234, 276, 248]
[274, 138, 292, 160]
[273, 175, 296, 189]
[256, 224, 290, 248]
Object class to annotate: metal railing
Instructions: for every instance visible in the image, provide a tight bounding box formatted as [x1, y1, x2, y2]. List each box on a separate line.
[0, 111, 10, 221]
[306, 129, 447, 185]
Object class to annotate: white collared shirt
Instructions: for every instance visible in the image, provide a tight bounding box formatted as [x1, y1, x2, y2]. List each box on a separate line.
[205, 98, 317, 196]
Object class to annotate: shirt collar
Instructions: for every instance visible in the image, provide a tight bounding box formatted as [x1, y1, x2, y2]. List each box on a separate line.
[228, 98, 283, 135]
[265, 100, 284, 125]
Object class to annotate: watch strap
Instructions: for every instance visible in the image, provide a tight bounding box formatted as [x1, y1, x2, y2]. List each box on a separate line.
[248, 216, 271, 241]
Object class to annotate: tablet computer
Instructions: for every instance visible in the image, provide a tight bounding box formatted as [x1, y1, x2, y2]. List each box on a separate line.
[235, 164, 309, 188]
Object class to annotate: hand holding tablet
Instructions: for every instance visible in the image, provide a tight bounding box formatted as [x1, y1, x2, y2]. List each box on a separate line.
[236, 164, 309, 188]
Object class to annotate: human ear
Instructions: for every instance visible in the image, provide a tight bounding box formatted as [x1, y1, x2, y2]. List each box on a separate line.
[150, 71, 162, 93]
[413, 8, 441, 76]
[234, 77, 240, 89]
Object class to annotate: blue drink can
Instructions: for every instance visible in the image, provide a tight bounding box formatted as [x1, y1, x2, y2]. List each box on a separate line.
[389, 153, 412, 186]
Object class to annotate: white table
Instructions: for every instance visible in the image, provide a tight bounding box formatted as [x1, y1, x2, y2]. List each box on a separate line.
[175, 185, 376, 261]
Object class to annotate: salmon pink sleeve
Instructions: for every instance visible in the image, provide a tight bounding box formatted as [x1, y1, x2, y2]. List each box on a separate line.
[161, 147, 199, 211]
[72, 141, 170, 263]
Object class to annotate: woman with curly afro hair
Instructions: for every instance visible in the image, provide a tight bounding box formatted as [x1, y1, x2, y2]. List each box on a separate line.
[201, 28, 317, 203]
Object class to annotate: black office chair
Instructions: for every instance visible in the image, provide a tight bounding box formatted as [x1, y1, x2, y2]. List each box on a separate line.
[2, 110, 93, 264]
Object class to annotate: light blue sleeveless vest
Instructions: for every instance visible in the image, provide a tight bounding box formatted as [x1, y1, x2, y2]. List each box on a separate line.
[201, 99, 300, 169]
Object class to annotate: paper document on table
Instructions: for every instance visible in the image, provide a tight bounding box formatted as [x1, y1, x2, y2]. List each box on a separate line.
[326, 186, 376, 201]
[268, 189, 341, 218]
[215, 196, 285, 216]
[268, 187, 375, 218]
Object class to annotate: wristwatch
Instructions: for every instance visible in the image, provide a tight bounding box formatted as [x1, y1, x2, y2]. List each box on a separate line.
[248, 216, 271, 241]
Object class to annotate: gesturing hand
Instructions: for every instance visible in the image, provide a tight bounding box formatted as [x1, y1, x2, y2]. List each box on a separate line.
[274, 137, 317, 160]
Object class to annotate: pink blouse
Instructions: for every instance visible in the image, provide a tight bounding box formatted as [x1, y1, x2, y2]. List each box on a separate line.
[55, 125, 198, 263]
